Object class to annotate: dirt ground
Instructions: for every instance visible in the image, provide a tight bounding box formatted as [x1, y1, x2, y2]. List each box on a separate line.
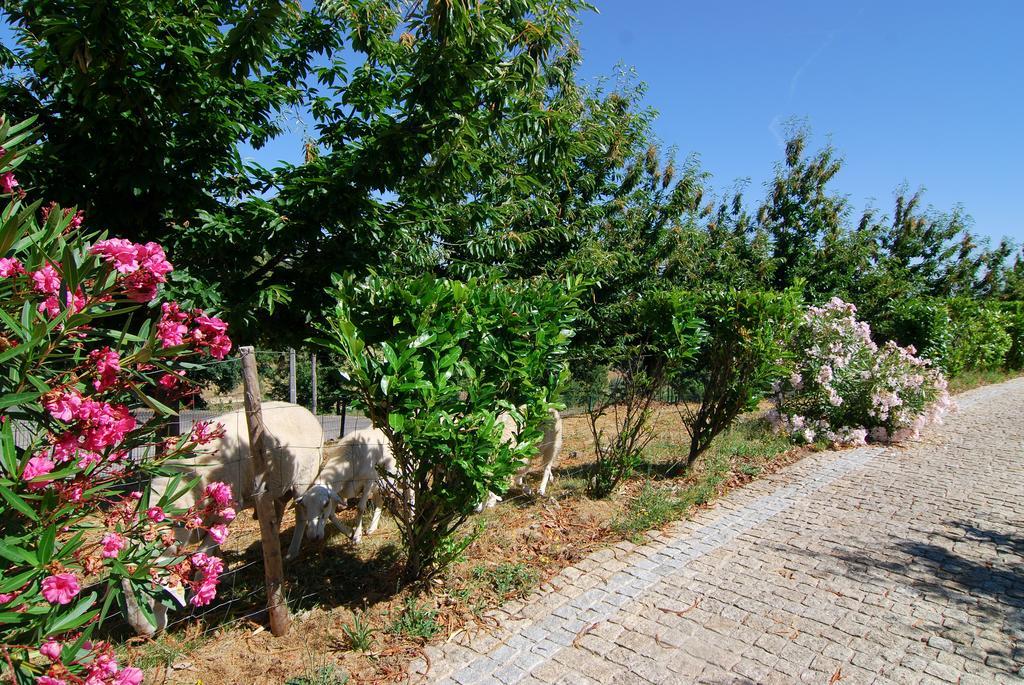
[125, 406, 808, 685]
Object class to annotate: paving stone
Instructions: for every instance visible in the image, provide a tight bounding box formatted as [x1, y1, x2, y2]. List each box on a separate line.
[418, 379, 1024, 684]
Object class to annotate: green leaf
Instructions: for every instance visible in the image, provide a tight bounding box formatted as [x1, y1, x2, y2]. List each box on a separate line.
[0, 484, 39, 521]
[45, 591, 99, 635]
[387, 413, 405, 432]
[0, 390, 42, 410]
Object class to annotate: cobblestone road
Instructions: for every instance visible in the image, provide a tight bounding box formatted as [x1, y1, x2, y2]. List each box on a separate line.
[415, 378, 1024, 684]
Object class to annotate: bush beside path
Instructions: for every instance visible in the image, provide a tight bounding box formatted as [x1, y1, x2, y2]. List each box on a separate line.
[418, 377, 1024, 685]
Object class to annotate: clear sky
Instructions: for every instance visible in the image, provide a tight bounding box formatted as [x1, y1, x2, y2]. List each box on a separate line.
[569, 1, 1023, 244]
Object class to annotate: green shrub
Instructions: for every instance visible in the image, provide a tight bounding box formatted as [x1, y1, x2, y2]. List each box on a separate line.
[673, 287, 801, 469]
[584, 291, 702, 498]
[873, 297, 952, 370]
[319, 273, 579, 581]
[946, 299, 1012, 374]
[996, 301, 1024, 370]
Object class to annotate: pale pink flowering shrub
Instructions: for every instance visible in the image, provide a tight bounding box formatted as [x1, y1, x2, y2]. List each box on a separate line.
[0, 117, 236, 684]
[770, 297, 951, 446]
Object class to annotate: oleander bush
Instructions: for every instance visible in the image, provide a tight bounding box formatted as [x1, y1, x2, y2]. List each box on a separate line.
[770, 298, 951, 446]
[0, 117, 235, 685]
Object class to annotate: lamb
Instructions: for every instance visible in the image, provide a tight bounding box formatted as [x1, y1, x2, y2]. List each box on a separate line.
[479, 408, 563, 510]
[124, 401, 323, 635]
[288, 427, 395, 559]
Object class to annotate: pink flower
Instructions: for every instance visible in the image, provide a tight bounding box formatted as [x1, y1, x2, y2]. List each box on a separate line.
[88, 347, 121, 391]
[157, 372, 183, 391]
[135, 242, 172, 278]
[0, 171, 18, 194]
[37, 289, 87, 319]
[219, 507, 237, 522]
[122, 269, 161, 302]
[204, 481, 233, 506]
[0, 257, 23, 277]
[157, 302, 189, 347]
[190, 312, 233, 359]
[190, 579, 218, 607]
[76, 450, 101, 469]
[22, 455, 55, 482]
[100, 532, 126, 558]
[90, 239, 139, 273]
[113, 667, 145, 685]
[40, 638, 62, 661]
[31, 264, 61, 295]
[208, 524, 229, 545]
[146, 506, 166, 523]
[191, 420, 226, 445]
[41, 572, 80, 605]
[38, 677, 66, 685]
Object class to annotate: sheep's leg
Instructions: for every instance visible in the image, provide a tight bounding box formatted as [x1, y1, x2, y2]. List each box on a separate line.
[538, 461, 554, 496]
[351, 483, 374, 543]
[285, 501, 307, 561]
[367, 488, 383, 535]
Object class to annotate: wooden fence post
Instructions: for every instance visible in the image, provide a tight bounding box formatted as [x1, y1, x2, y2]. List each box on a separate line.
[288, 347, 297, 404]
[310, 352, 318, 415]
[239, 346, 292, 637]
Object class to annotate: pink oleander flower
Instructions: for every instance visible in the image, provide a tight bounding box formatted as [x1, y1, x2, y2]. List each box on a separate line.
[158, 372, 184, 391]
[157, 302, 189, 347]
[219, 507, 237, 522]
[43, 389, 82, 421]
[146, 506, 166, 523]
[101, 532, 126, 558]
[90, 239, 139, 273]
[208, 524, 229, 545]
[22, 454, 55, 482]
[38, 289, 87, 319]
[89, 347, 121, 391]
[0, 257, 23, 277]
[76, 450, 101, 469]
[89, 653, 118, 679]
[113, 667, 145, 685]
[0, 171, 18, 194]
[136, 241, 172, 278]
[0, 590, 18, 604]
[38, 677, 66, 685]
[204, 481, 233, 506]
[41, 572, 80, 605]
[192, 417, 226, 444]
[190, 578, 218, 607]
[191, 311, 233, 359]
[31, 264, 61, 295]
[40, 639, 62, 661]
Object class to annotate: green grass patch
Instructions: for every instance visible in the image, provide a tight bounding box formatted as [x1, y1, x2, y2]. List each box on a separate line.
[471, 562, 539, 599]
[387, 598, 440, 639]
[128, 631, 209, 670]
[947, 368, 1023, 394]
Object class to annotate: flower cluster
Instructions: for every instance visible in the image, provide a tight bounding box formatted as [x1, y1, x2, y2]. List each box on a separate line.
[90, 238, 173, 302]
[33, 639, 143, 685]
[157, 302, 232, 359]
[770, 298, 952, 446]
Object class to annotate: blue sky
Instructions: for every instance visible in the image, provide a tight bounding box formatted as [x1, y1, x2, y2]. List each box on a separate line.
[568, 1, 1023, 244]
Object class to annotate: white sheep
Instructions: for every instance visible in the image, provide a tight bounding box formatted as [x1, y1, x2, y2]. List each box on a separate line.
[479, 408, 563, 510]
[124, 401, 323, 635]
[289, 427, 395, 559]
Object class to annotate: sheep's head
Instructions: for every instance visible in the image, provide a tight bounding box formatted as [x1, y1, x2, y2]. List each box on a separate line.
[297, 484, 339, 540]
